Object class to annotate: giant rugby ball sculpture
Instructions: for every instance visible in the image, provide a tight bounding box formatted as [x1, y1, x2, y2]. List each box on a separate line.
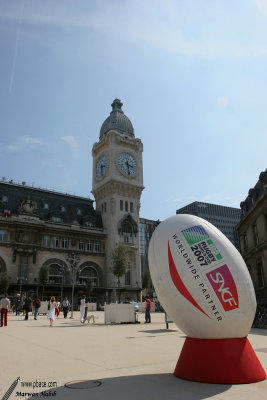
[148, 214, 266, 383]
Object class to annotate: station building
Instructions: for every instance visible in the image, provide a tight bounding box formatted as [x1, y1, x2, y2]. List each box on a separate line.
[0, 99, 144, 308]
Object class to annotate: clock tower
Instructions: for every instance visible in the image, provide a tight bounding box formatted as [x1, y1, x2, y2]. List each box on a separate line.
[92, 99, 144, 301]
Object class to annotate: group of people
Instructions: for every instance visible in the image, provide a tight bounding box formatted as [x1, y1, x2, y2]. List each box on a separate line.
[1, 293, 152, 327]
[47, 297, 71, 326]
[0, 293, 71, 327]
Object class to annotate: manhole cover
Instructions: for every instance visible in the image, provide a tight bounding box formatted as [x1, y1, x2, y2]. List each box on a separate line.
[65, 380, 102, 389]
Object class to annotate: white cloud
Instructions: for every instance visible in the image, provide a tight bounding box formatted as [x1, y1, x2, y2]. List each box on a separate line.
[216, 96, 229, 110]
[0, 135, 44, 153]
[254, 0, 267, 15]
[2, 1, 267, 59]
[60, 136, 78, 147]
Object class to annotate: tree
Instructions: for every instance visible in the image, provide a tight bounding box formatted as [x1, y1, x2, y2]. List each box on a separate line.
[110, 243, 129, 302]
[39, 266, 48, 300]
[142, 268, 152, 291]
[0, 272, 10, 294]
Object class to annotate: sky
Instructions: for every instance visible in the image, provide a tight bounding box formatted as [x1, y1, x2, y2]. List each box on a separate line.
[0, 0, 266, 221]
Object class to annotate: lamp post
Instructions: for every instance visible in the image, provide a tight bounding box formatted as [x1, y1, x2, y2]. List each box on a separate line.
[17, 276, 27, 296]
[66, 252, 80, 319]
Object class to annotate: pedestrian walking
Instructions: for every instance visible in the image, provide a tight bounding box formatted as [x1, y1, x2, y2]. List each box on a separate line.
[55, 298, 61, 317]
[24, 296, 32, 320]
[61, 297, 70, 319]
[145, 295, 151, 323]
[47, 297, 57, 327]
[21, 296, 26, 316]
[80, 295, 86, 323]
[0, 293, 10, 327]
[32, 296, 41, 320]
[14, 294, 21, 316]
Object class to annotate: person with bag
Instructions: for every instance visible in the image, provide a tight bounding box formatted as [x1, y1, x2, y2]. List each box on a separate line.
[47, 296, 57, 327]
[33, 296, 41, 320]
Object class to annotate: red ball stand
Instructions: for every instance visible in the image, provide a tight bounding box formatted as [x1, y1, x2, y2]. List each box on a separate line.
[174, 337, 266, 384]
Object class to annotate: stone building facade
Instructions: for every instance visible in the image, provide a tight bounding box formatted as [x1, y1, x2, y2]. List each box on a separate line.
[237, 169, 267, 307]
[0, 99, 144, 307]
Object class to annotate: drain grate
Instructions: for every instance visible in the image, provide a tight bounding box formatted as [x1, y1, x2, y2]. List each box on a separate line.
[65, 380, 102, 389]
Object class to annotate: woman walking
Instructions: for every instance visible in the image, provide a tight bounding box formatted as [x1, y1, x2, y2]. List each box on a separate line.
[47, 296, 57, 327]
[80, 295, 86, 323]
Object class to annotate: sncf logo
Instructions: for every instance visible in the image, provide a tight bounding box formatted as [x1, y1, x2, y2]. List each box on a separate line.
[206, 265, 239, 311]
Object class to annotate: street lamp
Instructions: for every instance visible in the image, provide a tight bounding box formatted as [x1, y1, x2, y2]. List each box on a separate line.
[17, 276, 27, 296]
[66, 252, 80, 319]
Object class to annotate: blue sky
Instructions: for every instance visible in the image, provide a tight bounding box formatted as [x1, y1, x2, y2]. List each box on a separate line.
[0, 0, 266, 221]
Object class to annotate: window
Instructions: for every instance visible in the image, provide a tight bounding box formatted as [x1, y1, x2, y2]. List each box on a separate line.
[79, 241, 84, 250]
[60, 206, 66, 212]
[19, 255, 28, 280]
[78, 267, 98, 287]
[253, 225, 259, 246]
[44, 203, 49, 210]
[2, 195, 8, 203]
[130, 202, 133, 213]
[0, 230, 7, 242]
[120, 200, 123, 211]
[125, 201, 128, 212]
[243, 234, 248, 252]
[77, 208, 82, 215]
[53, 237, 59, 248]
[51, 216, 62, 222]
[104, 202, 107, 212]
[257, 259, 265, 288]
[43, 235, 50, 247]
[95, 242, 100, 252]
[62, 238, 68, 248]
[125, 264, 131, 286]
[124, 235, 129, 243]
[84, 221, 94, 227]
[48, 264, 64, 285]
[87, 241, 93, 251]
[101, 204, 104, 213]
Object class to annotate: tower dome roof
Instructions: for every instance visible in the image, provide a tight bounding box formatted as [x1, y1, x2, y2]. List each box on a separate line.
[100, 99, 134, 138]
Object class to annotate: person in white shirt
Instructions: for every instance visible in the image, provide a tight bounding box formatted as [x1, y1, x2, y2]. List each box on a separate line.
[1, 294, 10, 327]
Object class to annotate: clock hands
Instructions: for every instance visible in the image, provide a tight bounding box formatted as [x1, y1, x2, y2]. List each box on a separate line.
[125, 160, 134, 175]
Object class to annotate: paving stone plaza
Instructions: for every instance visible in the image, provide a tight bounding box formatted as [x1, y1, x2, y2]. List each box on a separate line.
[0, 311, 266, 400]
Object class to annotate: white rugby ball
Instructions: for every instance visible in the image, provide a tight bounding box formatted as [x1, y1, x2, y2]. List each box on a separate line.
[148, 214, 256, 339]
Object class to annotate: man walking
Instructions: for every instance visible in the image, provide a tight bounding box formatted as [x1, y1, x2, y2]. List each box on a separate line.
[33, 296, 41, 320]
[1, 293, 10, 327]
[14, 293, 21, 315]
[61, 297, 70, 319]
[145, 295, 151, 323]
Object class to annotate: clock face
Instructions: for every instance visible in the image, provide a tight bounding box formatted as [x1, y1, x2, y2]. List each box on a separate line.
[118, 153, 137, 176]
[96, 155, 108, 178]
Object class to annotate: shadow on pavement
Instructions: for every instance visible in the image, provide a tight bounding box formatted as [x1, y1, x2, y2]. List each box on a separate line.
[23, 373, 231, 400]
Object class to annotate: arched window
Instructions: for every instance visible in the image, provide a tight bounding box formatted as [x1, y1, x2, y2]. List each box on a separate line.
[78, 267, 98, 287]
[48, 264, 64, 285]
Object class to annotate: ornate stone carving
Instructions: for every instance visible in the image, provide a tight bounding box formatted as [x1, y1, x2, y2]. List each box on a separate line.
[18, 196, 39, 216]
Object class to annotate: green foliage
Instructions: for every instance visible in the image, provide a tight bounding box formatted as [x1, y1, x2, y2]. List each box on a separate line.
[142, 269, 152, 290]
[0, 272, 10, 293]
[110, 243, 129, 286]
